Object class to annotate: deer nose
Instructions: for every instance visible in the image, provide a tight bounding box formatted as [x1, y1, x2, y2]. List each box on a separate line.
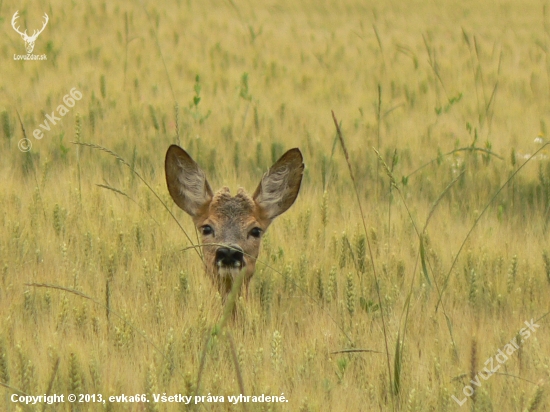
[215, 245, 245, 268]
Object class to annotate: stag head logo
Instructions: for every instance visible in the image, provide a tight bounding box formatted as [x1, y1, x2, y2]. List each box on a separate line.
[12, 11, 49, 54]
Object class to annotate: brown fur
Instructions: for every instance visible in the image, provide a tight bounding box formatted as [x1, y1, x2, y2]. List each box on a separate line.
[165, 145, 304, 297]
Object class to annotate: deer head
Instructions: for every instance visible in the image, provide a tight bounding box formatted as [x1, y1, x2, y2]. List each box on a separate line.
[12, 11, 49, 54]
[165, 145, 304, 297]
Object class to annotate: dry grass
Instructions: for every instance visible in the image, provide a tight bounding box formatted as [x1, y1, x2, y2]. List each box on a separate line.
[1, 0, 550, 410]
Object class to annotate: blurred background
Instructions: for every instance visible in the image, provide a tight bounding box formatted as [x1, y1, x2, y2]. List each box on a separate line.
[1, 0, 549, 410]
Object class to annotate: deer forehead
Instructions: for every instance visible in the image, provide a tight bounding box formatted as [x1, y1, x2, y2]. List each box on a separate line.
[205, 187, 260, 228]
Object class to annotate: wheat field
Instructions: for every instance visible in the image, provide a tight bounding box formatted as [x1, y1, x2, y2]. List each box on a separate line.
[1, 0, 550, 410]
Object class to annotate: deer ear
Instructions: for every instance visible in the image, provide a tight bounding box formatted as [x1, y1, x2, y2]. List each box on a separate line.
[165, 145, 213, 217]
[253, 148, 304, 220]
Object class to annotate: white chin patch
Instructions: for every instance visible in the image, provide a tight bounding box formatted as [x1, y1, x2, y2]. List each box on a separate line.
[218, 267, 243, 279]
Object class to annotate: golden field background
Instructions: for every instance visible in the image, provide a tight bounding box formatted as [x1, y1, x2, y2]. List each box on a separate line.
[1, 0, 550, 410]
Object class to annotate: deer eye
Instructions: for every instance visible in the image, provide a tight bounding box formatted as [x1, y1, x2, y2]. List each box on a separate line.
[249, 227, 262, 238]
[201, 225, 214, 236]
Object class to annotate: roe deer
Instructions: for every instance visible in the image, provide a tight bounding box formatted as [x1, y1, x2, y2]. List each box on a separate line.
[165, 145, 303, 297]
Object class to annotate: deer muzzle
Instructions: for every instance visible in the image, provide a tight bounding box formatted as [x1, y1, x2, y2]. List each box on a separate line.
[215, 245, 245, 270]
